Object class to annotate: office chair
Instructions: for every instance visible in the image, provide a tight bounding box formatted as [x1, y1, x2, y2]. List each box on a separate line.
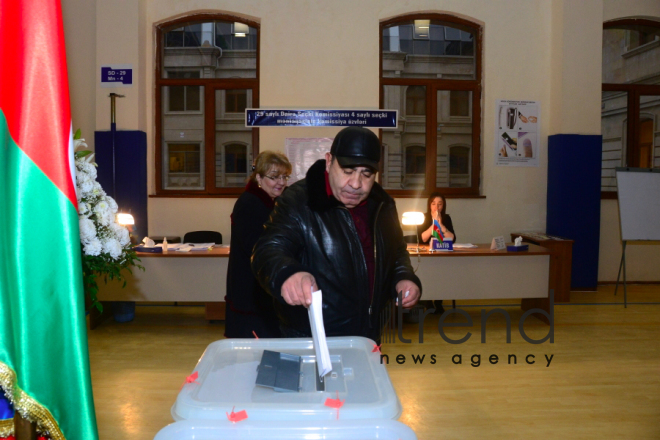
[183, 230, 223, 244]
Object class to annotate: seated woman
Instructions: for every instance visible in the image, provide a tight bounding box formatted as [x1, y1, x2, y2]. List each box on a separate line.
[225, 151, 292, 338]
[417, 192, 456, 314]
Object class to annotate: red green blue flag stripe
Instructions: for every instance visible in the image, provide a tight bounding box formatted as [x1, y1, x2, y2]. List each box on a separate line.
[432, 219, 444, 242]
[0, 1, 99, 439]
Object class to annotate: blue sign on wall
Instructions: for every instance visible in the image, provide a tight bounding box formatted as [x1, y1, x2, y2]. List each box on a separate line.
[101, 65, 133, 87]
[245, 109, 398, 128]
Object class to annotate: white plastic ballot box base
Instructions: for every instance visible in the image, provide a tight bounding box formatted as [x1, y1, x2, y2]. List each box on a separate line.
[154, 418, 417, 440]
[171, 337, 402, 422]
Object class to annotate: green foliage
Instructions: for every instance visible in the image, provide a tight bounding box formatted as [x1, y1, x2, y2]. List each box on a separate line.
[75, 150, 93, 159]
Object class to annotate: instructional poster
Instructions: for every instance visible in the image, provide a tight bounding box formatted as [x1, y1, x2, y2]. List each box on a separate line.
[285, 138, 333, 185]
[495, 100, 540, 167]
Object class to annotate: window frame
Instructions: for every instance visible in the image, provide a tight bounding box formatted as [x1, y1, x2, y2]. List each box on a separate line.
[379, 13, 482, 198]
[155, 13, 260, 197]
[602, 19, 660, 199]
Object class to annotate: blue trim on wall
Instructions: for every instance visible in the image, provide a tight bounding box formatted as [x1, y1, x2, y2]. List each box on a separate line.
[547, 134, 602, 289]
[94, 130, 148, 239]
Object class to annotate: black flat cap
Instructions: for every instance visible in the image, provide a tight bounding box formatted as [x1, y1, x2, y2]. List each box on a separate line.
[330, 127, 381, 171]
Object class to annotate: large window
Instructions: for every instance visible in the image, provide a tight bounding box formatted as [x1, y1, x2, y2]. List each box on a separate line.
[380, 14, 481, 196]
[601, 19, 660, 196]
[156, 14, 259, 195]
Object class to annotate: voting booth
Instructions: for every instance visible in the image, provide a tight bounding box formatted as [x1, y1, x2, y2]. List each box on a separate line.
[154, 337, 417, 439]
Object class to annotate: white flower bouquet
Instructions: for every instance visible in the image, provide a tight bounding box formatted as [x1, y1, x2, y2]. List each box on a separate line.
[74, 129, 142, 311]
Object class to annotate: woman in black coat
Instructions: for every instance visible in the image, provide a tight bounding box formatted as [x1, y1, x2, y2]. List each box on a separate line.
[225, 151, 292, 338]
[417, 192, 456, 314]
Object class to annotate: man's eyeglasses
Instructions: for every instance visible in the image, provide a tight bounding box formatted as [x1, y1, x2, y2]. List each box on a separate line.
[263, 174, 290, 182]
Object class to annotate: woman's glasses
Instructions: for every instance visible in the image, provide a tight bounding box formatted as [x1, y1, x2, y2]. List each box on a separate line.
[263, 174, 290, 183]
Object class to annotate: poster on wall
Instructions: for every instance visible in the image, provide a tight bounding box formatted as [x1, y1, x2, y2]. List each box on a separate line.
[494, 100, 540, 167]
[285, 138, 333, 185]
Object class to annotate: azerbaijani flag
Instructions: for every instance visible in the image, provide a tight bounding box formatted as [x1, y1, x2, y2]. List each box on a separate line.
[0, 1, 99, 439]
[432, 219, 444, 242]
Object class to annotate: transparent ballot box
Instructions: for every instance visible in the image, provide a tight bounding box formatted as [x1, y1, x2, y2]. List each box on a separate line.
[155, 337, 417, 439]
[154, 419, 417, 440]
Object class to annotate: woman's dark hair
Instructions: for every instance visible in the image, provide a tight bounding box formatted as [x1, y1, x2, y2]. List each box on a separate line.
[426, 192, 447, 217]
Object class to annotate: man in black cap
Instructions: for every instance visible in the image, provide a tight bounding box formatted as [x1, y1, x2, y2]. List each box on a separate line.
[252, 126, 421, 340]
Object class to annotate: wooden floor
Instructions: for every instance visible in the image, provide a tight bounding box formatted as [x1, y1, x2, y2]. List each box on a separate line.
[87, 285, 660, 440]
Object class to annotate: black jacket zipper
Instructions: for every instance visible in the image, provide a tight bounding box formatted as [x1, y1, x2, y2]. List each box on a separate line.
[368, 202, 384, 328]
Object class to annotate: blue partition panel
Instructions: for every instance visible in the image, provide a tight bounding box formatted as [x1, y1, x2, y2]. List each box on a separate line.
[546, 134, 602, 289]
[94, 130, 148, 239]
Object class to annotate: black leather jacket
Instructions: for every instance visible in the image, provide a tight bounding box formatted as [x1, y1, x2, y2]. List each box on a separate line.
[252, 159, 422, 341]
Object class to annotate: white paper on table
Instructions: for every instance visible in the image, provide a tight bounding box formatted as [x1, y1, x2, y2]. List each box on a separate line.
[156, 243, 187, 251]
[186, 242, 215, 251]
[452, 243, 478, 249]
[308, 289, 332, 379]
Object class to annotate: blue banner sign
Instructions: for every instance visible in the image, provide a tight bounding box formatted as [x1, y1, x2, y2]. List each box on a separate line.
[245, 109, 398, 128]
[101, 65, 133, 86]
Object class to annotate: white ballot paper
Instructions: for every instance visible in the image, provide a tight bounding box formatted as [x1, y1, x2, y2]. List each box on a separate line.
[308, 289, 332, 379]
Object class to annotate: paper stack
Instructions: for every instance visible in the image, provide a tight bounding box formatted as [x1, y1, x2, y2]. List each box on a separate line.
[308, 289, 332, 379]
[185, 242, 215, 251]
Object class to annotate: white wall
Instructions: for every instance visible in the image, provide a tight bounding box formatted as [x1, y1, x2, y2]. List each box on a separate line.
[62, 0, 660, 281]
[63, 0, 96, 148]
[144, 0, 555, 246]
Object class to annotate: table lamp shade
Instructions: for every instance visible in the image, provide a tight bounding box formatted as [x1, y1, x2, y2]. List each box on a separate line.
[402, 211, 424, 226]
[117, 213, 135, 225]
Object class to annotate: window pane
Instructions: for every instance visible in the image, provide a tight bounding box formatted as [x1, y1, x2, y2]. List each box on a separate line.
[169, 86, 185, 111]
[445, 27, 461, 40]
[444, 41, 461, 55]
[215, 89, 253, 188]
[215, 21, 258, 78]
[166, 85, 200, 112]
[186, 86, 200, 111]
[603, 25, 660, 84]
[412, 39, 430, 55]
[162, 20, 257, 78]
[406, 86, 426, 115]
[224, 144, 247, 173]
[382, 85, 426, 190]
[225, 89, 248, 113]
[450, 146, 470, 175]
[184, 24, 202, 47]
[166, 70, 201, 79]
[601, 90, 627, 192]
[165, 29, 184, 47]
[640, 95, 660, 168]
[162, 86, 205, 189]
[383, 20, 476, 79]
[438, 90, 472, 187]
[429, 25, 444, 41]
[450, 90, 470, 116]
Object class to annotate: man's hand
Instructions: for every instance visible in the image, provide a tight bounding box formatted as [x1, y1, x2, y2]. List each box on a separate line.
[281, 272, 316, 307]
[396, 280, 421, 308]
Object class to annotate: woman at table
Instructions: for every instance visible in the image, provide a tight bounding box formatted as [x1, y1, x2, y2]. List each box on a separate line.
[225, 151, 292, 338]
[417, 192, 456, 314]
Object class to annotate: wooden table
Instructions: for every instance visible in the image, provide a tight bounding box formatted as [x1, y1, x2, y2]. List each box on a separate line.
[97, 243, 552, 323]
[510, 232, 573, 302]
[407, 243, 552, 320]
[97, 247, 230, 321]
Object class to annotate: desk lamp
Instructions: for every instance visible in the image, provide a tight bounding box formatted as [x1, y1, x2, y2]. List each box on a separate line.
[402, 211, 424, 253]
[117, 213, 134, 226]
[117, 213, 136, 244]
